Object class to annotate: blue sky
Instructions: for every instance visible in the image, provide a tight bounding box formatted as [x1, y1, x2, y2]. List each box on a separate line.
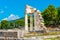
[0, 0, 60, 21]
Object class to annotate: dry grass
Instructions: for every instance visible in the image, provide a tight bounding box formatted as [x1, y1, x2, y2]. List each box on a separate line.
[43, 37, 60, 40]
[24, 31, 60, 38]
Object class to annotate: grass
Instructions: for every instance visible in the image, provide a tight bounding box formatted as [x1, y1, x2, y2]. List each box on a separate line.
[43, 37, 60, 40]
[39, 31, 60, 36]
[24, 31, 60, 38]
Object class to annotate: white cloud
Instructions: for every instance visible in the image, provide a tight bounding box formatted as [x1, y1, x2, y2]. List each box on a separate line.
[3, 14, 20, 21]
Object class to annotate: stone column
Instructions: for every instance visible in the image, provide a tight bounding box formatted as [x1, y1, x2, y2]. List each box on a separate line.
[30, 13, 33, 31]
[25, 13, 28, 32]
[34, 12, 37, 31]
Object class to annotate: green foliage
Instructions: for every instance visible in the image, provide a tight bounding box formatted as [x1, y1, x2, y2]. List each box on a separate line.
[1, 20, 9, 29]
[42, 5, 58, 26]
[15, 19, 25, 28]
[28, 16, 30, 27]
[0, 23, 1, 29]
[10, 22, 15, 27]
[57, 7, 60, 25]
[8, 26, 14, 29]
[8, 22, 15, 29]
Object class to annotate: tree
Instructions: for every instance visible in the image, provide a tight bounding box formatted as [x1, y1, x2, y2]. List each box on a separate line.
[9, 22, 15, 29]
[15, 19, 25, 28]
[57, 7, 60, 25]
[42, 5, 58, 27]
[1, 20, 9, 29]
[0, 23, 1, 29]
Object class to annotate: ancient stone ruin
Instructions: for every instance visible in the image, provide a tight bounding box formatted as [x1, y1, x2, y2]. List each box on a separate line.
[25, 5, 47, 32]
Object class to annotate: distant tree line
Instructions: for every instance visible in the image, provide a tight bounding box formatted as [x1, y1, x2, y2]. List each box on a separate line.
[0, 19, 25, 29]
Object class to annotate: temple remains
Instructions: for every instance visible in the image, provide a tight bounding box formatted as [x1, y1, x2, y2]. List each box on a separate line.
[25, 5, 47, 32]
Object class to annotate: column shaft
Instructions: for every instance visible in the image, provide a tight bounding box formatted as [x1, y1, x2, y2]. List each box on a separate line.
[25, 13, 28, 32]
[30, 13, 33, 31]
[34, 12, 37, 30]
